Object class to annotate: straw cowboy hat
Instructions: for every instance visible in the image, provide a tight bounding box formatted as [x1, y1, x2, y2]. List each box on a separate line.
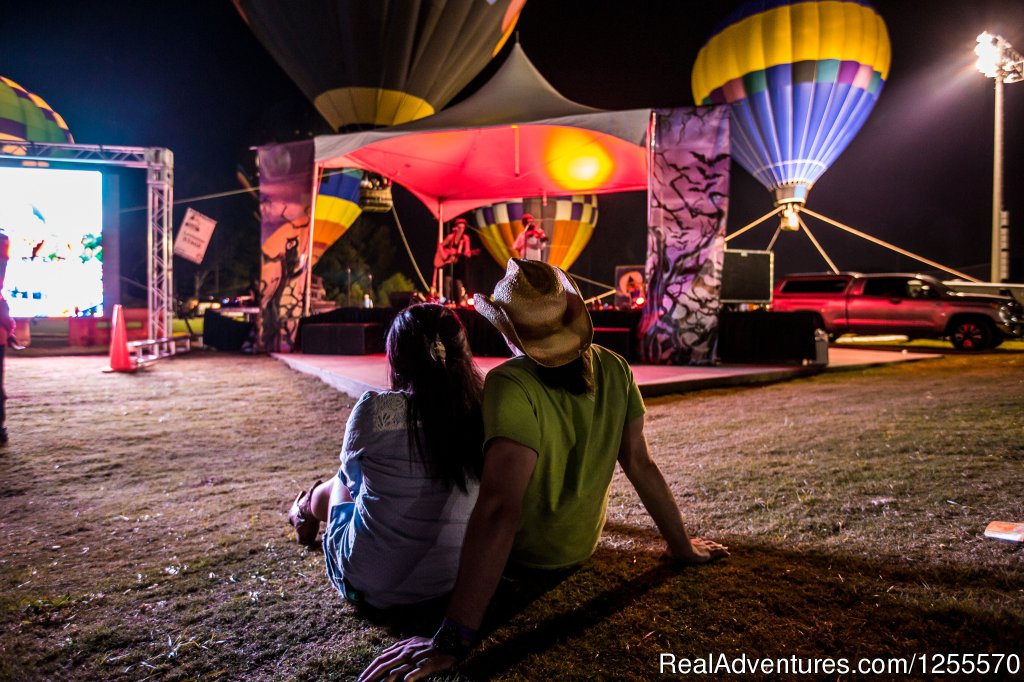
[475, 259, 593, 367]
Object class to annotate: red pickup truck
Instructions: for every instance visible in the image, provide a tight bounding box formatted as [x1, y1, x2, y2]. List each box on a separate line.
[771, 273, 1023, 350]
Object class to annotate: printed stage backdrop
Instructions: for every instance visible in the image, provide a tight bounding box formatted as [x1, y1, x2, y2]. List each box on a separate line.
[641, 106, 730, 364]
[258, 140, 315, 352]
[312, 168, 362, 265]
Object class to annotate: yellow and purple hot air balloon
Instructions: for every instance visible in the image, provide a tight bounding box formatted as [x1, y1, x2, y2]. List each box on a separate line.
[0, 76, 74, 154]
[692, 0, 891, 207]
[470, 195, 598, 271]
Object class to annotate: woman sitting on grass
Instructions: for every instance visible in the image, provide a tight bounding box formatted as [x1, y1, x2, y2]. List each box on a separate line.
[288, 303, 484, 609]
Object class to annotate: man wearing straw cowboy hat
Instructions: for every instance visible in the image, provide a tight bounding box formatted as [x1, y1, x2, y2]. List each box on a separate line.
[359, 259, 728, 681]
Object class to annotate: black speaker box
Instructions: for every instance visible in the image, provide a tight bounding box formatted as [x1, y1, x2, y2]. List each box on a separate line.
[302, 323, 385, 355]
[593, 327, 631, 358]
[203, 310, 253, 352]
[388, 291, 419, 309]
[717, 311, 819, 364]
[721, 249, 773, 304]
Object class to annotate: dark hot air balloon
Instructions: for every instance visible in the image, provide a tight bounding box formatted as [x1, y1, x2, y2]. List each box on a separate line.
[234, 0, 526, 131]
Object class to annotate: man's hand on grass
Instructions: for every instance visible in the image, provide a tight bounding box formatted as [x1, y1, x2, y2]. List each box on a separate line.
[358, 636, 458, 682]
[668, 537, 730, 566]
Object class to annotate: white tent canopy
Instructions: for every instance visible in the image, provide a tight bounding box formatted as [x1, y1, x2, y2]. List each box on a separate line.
[313, 44, 652, 218]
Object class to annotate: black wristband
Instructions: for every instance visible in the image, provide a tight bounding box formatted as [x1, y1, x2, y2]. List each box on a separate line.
[431, 617, 477, 658]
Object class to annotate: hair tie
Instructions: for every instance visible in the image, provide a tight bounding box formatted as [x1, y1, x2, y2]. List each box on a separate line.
[428, 335, 447, 365]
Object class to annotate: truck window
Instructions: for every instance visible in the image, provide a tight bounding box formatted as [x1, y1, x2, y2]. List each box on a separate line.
[907, 279, 938, 299]
[778, 279, 848, 294]
[862, 277, 911, 298]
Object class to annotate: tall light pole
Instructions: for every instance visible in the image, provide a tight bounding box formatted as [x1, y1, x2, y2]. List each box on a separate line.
[975, 32, 1023, 283]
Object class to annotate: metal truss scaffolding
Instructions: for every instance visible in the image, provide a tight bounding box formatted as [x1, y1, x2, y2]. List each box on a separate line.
[0, 141, 175, 340]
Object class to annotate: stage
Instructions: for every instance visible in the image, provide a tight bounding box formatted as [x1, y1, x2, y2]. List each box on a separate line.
[273, 346, 938, 400]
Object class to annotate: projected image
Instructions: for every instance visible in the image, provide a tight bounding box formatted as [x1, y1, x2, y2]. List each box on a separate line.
[0, 167, 104, 317]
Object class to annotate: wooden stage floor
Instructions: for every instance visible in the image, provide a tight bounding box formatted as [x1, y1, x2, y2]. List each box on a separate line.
[273, 347, 938, 400]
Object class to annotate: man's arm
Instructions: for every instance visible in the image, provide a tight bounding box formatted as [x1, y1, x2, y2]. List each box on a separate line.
[445, 437, 536, 627]
[358, 437, 537, 682]
[512, 230, 526, 254]
[434, 238, 456, 267]
[0, 300, 14, 335]
[617, 415, 728, 564]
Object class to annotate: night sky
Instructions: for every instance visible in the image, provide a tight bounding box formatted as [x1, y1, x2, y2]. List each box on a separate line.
[4, 0, 1023, 298]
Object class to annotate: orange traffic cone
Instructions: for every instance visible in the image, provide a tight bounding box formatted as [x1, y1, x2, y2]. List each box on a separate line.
[105, 304, 135, 373]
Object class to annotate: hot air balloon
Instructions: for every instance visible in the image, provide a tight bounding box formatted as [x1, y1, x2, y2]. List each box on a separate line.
[692, 0, 890, 210]
[312, 168, 362, 265]
[0, 76, 74, 155]
[233, 0, 526, 131]
[469, 195, 598, 271]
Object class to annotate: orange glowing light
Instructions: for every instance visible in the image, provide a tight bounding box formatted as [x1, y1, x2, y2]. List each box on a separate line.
[544, 128, 614, 190]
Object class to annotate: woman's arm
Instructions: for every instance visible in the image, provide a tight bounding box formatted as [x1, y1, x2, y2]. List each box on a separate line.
[357, 437, 537, 681]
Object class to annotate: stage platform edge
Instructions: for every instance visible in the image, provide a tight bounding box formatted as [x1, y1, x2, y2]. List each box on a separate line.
[273, 347, 939, 401]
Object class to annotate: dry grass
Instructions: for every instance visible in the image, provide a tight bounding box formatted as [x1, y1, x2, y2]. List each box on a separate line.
[0, 350, 1021, 681]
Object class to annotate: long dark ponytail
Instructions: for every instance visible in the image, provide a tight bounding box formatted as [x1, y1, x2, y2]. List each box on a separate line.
[386, 304, 484, 490]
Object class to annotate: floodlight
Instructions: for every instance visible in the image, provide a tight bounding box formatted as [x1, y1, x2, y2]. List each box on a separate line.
[975, 32, 1024, 83]
[975, 32, 1023, 281]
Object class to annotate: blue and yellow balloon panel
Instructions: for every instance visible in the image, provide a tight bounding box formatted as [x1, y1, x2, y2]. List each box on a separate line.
[312, 169, 362, 266]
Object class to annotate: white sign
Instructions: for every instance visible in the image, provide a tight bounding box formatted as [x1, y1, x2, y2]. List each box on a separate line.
[173, 208, 217, 264]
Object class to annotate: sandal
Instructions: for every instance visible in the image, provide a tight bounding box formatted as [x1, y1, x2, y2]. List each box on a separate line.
[288, 479, 323, 547]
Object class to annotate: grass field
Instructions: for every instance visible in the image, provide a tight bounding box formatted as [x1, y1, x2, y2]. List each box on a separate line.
[0, 350, 1021, 681]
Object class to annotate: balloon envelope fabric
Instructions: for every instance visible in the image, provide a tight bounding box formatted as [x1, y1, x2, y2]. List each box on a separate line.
[692, 0, 890, 205]
[469, 195, 598, 271]
[0, 76, 74, 154]
[312, 169, 362, 266]
[234, 0, 525, 131]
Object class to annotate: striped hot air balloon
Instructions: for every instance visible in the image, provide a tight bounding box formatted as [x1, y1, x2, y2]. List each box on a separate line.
[312, 169, 362, 265]
[234, 0, 526, 131]
[692, 0, 890, 207]
[470, 195, 598, 271]
[0, 76, 74, 154]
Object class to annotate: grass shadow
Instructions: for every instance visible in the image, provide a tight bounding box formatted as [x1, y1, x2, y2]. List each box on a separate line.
[462, 554, 678, 679]
[453, 539, 1024, 680]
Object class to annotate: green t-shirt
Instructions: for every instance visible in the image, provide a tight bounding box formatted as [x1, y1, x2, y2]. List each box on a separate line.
[483, 345, 646, 569]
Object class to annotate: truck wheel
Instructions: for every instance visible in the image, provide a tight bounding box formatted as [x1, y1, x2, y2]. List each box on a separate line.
[950, 318, 993, 351]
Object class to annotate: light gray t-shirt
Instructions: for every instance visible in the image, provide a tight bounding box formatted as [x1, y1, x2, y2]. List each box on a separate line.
[332, 390, 478, 608]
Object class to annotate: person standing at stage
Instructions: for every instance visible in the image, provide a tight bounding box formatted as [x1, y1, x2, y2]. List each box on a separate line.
[0, 231, 13, 445]
[0, 293, 13, 445]
[287, 303, 484, 608]
[358, 259, 728, 681]
[512, 213, 548, 261]
[433, 218, 478, 305]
